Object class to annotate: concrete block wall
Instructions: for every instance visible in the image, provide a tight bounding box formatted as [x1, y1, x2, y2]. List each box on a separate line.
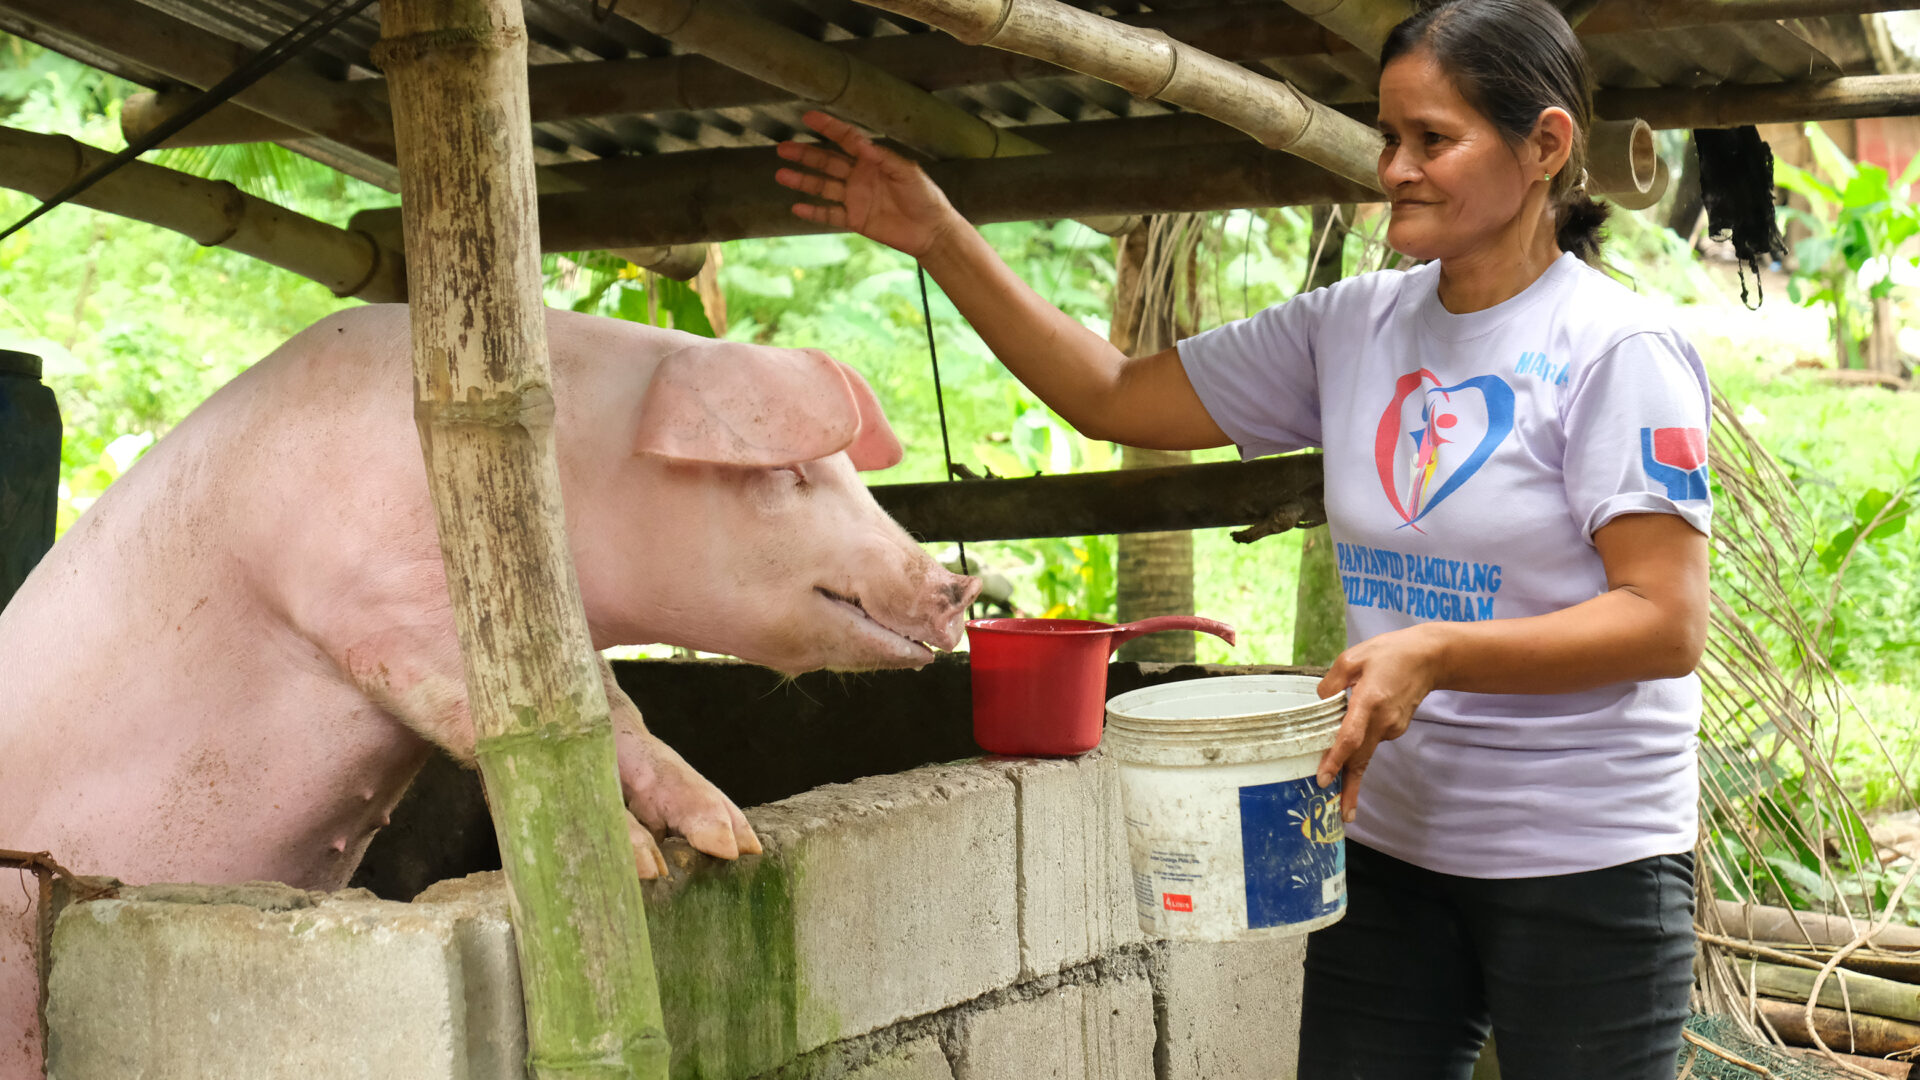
[45, 753, 1308, 1080]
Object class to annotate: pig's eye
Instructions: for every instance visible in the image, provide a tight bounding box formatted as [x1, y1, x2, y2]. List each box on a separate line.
[776, 464, 809, 488]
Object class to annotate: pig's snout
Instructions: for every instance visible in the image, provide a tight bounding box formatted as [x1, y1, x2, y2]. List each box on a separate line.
[924, 570, 984, 651]
[945, 576, 980, 609]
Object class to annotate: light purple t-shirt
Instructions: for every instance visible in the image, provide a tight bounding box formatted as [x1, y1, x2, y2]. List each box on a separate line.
[1178, 252, 1712, 879]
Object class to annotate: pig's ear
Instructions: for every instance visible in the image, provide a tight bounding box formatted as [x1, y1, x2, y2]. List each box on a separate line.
[837, 362, 904, 472]
[635, 342, 886, 468]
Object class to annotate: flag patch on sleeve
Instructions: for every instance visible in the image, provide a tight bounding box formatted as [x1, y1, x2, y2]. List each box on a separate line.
[1640, 427, 1709, 500]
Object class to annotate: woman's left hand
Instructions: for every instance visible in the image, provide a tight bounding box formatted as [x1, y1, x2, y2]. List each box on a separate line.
[1315, 625, 1447, 824]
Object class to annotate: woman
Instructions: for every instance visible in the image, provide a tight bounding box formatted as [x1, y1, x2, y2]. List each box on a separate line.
[775, 0, 1707, 1075]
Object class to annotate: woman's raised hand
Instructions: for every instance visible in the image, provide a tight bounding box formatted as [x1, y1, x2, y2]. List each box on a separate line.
[776, 111, 961, 259]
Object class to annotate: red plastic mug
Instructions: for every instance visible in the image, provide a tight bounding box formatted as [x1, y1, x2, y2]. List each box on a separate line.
[966, 616, 1238, 757]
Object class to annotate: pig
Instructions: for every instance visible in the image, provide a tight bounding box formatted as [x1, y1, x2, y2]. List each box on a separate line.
[0, 304, 980, 1078]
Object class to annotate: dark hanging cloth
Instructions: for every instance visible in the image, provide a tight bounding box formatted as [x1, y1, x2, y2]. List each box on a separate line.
[1692, 126, 1788, 308]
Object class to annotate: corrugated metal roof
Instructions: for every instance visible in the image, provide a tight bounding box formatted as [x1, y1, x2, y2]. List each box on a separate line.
[0, 0, 1900, 185]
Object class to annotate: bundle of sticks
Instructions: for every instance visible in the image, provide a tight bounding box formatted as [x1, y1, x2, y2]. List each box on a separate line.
[1701, 900, 1920, 1079]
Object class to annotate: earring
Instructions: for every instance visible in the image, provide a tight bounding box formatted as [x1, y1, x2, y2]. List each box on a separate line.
[1544, 171, 1553, 182]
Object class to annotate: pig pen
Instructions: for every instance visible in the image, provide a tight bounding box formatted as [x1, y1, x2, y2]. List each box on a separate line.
[38, 657, 1313, 1080]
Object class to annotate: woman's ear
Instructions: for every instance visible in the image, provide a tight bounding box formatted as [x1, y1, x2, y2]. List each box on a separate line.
[1531, 106, 1576, 178]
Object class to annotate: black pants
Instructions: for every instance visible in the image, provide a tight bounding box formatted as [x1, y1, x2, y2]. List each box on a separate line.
[1298, 841, 1695, 1080]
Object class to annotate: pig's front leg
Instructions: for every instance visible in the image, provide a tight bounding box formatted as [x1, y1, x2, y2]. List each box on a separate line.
[600, 658, 762, 878]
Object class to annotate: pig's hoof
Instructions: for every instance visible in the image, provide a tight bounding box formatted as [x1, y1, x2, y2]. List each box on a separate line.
[627, 814, 670, 880]
[620, 732, 763, 864]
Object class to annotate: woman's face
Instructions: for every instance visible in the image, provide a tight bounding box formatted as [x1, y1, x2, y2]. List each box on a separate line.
[1375, 48, 1540, 263]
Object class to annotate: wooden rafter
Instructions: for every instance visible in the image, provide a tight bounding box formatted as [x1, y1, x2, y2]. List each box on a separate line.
[602, 0, 1132, 233]
[873, 455, 1327, 543]
[349, 138, 1380, 251]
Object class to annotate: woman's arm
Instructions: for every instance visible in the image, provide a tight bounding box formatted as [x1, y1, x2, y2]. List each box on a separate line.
[1314, 511, 1710, 822]
[776, 111, 1230, 451]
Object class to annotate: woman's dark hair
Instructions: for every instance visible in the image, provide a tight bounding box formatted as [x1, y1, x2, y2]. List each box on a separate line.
[1380, 0, 1610, 263]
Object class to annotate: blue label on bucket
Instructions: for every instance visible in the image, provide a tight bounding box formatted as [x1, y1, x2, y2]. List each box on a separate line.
[1239, 777, 1346, 929]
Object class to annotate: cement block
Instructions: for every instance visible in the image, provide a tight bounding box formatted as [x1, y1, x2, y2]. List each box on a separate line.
[948, 972, 1155, 1080]
[45, 880, 526, 1080]
[981, 752, 1141, 979]
[843, 1036, 956, 1080]
[749, 763, 1020, 1054]
[1153, 936, 1307, 1080]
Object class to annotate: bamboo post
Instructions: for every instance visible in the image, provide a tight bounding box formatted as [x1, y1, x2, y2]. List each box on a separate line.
[372, 2, 669, 1078]
[835, 0, 1384, 190]
[0, 125, 406, 302]
[1110, 217, 1200, 664]
[1291, 205, 1349, 668]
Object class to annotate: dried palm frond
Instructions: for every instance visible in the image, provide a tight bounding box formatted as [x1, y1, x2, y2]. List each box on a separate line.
[1695, 394, 1917, 1041]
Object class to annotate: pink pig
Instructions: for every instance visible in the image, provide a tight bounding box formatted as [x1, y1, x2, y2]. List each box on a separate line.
[0, 304, 980, 1077]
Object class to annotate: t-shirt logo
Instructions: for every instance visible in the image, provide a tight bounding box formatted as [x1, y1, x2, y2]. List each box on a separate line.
[1640, 426, 1709, 500]
[1374, 369, 1516, 530]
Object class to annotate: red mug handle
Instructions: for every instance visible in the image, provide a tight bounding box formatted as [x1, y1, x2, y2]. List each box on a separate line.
[1107, 615, 1238, 652]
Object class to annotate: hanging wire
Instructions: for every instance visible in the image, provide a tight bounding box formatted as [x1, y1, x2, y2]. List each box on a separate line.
[916, 264, 977, 620]
[0, 0, 378, 246]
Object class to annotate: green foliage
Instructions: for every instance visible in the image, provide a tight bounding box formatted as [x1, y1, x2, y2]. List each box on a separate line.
[1775, 122, 1920, 366]
[0, 35, 369, 533]
[548, 250, 716, 337]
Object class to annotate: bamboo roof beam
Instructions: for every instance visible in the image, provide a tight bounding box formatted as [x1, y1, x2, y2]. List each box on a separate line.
[1595, 73, 1920, 128]
[603, 0, 1036, 159]
[352, 139, 1379, 250]
[0, 124, 405, 302]
[603, 0, 1133, 233]
[1275, 0, 1412, 60]
[1579, 0, 1920, 34]
[121, 89, 309, 149]
[837, 0, 1386, 190]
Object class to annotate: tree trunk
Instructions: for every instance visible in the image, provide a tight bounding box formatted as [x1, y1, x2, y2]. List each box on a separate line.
[1293, 205, 1350, 668]
[1112, 216, 1199, 663]
[375, 3, 669, 1078]
[1870, 293, 1903, 378]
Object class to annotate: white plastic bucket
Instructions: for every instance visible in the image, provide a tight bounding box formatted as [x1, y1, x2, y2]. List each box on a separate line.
[1104, 675, 1349, 941]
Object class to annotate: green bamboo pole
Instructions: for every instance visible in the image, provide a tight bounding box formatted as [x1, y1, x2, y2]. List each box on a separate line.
[372, 2, 669, 1078]
[1292, 205, 1350, 667]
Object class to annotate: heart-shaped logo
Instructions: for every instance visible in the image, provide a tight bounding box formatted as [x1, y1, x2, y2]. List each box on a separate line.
[1372, 370, 1515, 530]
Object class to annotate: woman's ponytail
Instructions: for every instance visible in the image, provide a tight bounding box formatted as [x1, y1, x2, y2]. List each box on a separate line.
[1556, 187, 1611, 265]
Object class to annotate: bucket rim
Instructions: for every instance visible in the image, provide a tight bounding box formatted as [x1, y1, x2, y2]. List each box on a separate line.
[1107, 674, 1347, 724]
[967, 617, 1119, 636]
